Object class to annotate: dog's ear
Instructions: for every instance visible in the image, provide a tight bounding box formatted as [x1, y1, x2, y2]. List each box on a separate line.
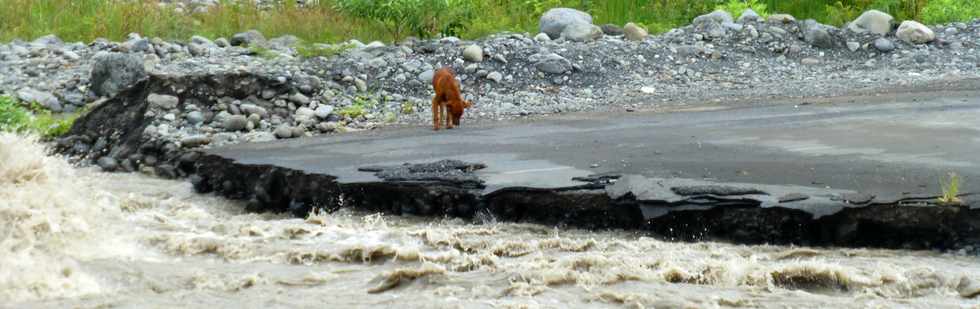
[464, 100, 473, 108]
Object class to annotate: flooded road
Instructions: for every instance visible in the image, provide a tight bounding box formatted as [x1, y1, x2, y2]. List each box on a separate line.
[2, 133, 979, 308]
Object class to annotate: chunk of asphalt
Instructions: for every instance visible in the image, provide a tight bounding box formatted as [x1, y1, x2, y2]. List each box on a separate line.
[671, 185, 768, 196]
[834, 192, 876, 205]
[357, 159, 487, 189]
[778, 193, 810, 203]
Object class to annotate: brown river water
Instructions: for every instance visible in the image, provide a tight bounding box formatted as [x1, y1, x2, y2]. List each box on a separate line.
[1, 133, 979, 309]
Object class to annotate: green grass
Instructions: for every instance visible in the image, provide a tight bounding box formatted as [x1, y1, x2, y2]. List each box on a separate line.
[938, 172, 964, 206]
[294, 42, 355, 59]
[248, 46, 281, 59]
[337, 105, 366, 119]
[0, 0, 977, 47]
[0, 95, 81, 139]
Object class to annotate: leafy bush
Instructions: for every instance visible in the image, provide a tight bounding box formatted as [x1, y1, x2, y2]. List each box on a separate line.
[822, 1, 864, 26]
[717, 0, 769, 19]
[0, 95, 80, 139]
[338, 105, 366, 119]
[0, 96, 31, 132]
[921, 0, 980, 24]
[331, 0, 477, 38]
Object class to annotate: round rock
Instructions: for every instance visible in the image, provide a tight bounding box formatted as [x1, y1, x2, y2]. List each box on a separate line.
[848, 10, 893, 35]
[275, 125, 293, 139]
[624, 23, 649, 41]
[873, 38, 896, 52]
[462, 45, 484, 62]
[223, 115, 248, 131]
[539, 8, 593, 40]
[896, 20, 935, 44]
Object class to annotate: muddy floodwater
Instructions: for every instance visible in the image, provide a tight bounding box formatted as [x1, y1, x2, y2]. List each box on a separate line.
[2, 133, 979, 309]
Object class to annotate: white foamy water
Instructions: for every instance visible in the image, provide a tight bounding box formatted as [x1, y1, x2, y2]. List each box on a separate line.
[2, 134, 979, 308]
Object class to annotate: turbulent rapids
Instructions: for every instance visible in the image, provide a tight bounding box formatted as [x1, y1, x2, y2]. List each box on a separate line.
[2, 133, 980, 308]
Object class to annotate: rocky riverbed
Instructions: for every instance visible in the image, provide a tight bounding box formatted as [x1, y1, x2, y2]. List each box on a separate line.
[1, 9, 978, 175]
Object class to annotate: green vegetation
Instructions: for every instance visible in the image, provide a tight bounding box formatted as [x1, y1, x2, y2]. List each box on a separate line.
[920, 0, 980, 24]
[295, 42, 355, 59]
[0, 0, 977, 47]
[337, 105, 366, 119]
[331, 0, 476, 38]
[338, 95, 375, 119]
[938, 172, 963, 206]
[717, 0, 769, 20]
[248, 46, 280, 59]
[0, 96, 80, 139]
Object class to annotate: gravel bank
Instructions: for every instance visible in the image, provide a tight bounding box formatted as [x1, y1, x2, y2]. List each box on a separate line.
[1, 9, 978, 172]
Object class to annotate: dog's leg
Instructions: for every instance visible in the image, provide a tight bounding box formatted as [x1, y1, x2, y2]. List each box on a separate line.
[443, 104, 453, 129]
[445, 104, 455, 129]
[432, 97, 441, 130]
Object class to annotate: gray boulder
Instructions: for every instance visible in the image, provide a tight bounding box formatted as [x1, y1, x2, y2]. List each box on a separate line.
[896, 20, 935, 44]
[561, 22, 602, 42]
[486, 71, 503, 83]
[90, 52, 147, 98]
[848, 10, 893, 35]
[31, 34, 63, 47]
[268, 35, 299, 51]
[539, 8, 593, 40]
[601, 24, 624, 36]
[289, 92, 310, 105]
[147, 94, 179, 110]
[315, 105, 334, 119]
[767, 14, 796, 24]
[123, 38, 152, 53]
[16, 88, 61, 112]
[802, 20, 836, 49]
[230, 30, 266, 47]
[463, 44, 483, 62]
[240, 103, 268, 117]
[215, 37, 230, 47]
[180, 135, 211, 148]
[624, 23, 648, 41]
[737, 9, 762, 23]
[274, 125, 293, 139]
[188, 35, 218, 56]
[419, 69, 435, 83]
[534, 53, 573, 74]
[873, 38, 895, 52]
[223, 115, 248, 131]
[97, 157, 119, 172]
[693, 10, 733, 25]
[186, 111, 205, 124]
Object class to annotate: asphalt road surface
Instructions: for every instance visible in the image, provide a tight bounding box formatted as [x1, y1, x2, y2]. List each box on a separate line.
[208, 90, 980, 203]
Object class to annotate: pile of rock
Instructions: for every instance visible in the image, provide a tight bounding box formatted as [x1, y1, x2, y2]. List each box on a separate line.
[0, 8, 975, 175]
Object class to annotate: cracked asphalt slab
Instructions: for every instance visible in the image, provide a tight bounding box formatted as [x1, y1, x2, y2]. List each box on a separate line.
[208, 90, 979, 210]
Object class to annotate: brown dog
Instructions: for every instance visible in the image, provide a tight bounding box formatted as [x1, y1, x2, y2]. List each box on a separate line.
[431, 67, 473, 130]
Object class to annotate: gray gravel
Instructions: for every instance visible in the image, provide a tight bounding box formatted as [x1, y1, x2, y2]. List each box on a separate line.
[1, 10, 979, 152]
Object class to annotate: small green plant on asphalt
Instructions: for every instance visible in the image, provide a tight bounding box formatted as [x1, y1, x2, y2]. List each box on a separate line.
[938, 172, 963, 206]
